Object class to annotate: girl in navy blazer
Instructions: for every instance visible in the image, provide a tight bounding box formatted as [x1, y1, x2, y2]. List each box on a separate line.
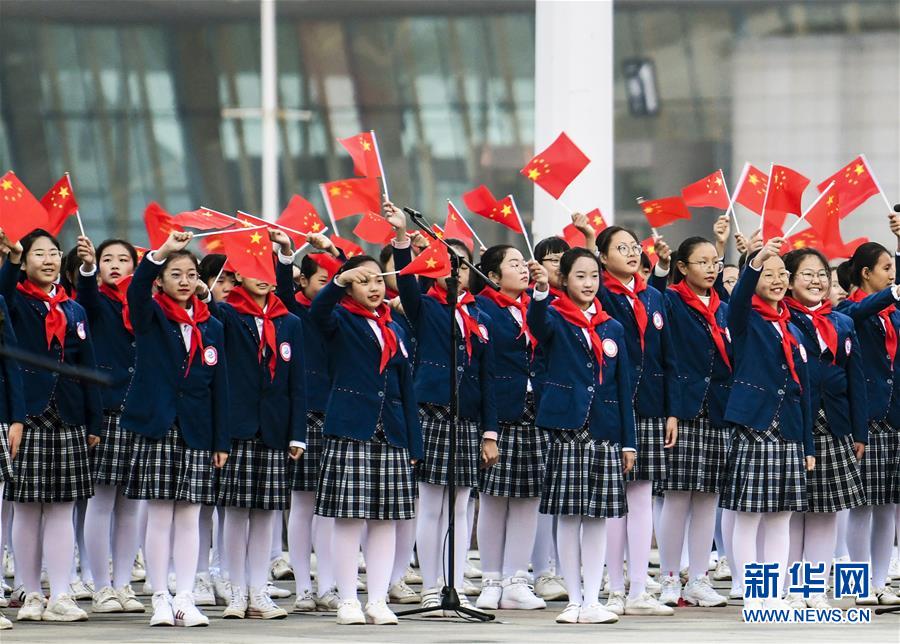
[781, 247, 867, 610]
[836, 233, 900, 606]
[596, 226, 678, 617]
[386, 203, 499, 614]
[473, 244, 547, 612]
[526, 248, 635, 626]
[74, 235, 146, 615]
[120, 231, 229, 628]
[0, 227, 103, 623]
[309, 253, 423, 626]
[719, 237, 815, 612]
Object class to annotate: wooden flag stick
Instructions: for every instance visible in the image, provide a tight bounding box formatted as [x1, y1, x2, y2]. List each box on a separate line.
[860, 153, 894, 213]
[722, 165, 744, 236]
[783, 181, 835, 238]
[759, 163, 774, 242]
[191, 225, 267, 239]
[508, 195, 534, 260]
[291, 226, 330, 257]
[64, 172, 87, 237]
[377, 269, 401, 277]
[557, 199, 574, 215]
[370, 130, 390, 202]
[448, 200, 488, 252]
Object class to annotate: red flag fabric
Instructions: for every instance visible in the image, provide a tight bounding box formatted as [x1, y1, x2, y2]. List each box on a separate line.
[309, 252, 342, 278]
[219, 226, 276, 283]
[641, 236, 659, 266]
[681, 170, 730, 209]
[803, 183, 842, 248]
[584, 208, 608, 234]
[321, 178, 381, 220]
[172, 208, 236, 230]
[561, 208, 608, 248]
[143, 202, 183, 249]
[473, 195, 523, 233]
[444, 201, 476, 250]
[399, 242, 451, 279]
[783, 226, 868, 261]
[134, 246, 149, 262]
[763, 164, 809, 217]
[40, 175, 78, 236]
[734, 164, 769, 215]
[352, 210, 394, 244]
[817, 155, 880, 219]
[330, 234, 364, 259]
[520, 132, 590, 199]
[640, 196, 691, 228]
[337, 131, 382, 178]
[278, 195, 327, 235]
[462, 185, 498, 216]
[0, 171, 49, 243]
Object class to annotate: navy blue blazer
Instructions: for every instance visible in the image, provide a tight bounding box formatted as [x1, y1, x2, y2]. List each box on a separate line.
[0, 261, 103, 433]
[120, 256, 230, 452]
[210, 298, 307, 450]
[0, 297, 26, 425]
[526, 292, 636, 448]
[76, 271, 135, 411]
[392, 244, 498, 434]
[599, 281, 679, 419]
[475, 294, 536, 423]
[788, 307, 868, 443]
[836, 286, 900, 425]
[309, 280, 423, 458]
[725, 265, 814, 455]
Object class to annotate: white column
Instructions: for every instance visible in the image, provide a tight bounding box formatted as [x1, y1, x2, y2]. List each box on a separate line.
[260, 0, 278, 221]
[532, 0, 615, 240]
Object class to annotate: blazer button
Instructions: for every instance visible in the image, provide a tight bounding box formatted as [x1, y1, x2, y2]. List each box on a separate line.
[587, 385, 594, 392]
[459, 345, 465, 351]
[457, 366, 464, 372]
[131, 342, 136, 348]
[378, 391, 384, 397]
[781, 364, 787, 370]
[586, 362, 592, 368]
[777, 389, 785, 396]
[887, 379, 893, 385]
[128, 367, 135, 373]
[704, 376, 711, 383]
[530, 372, 536, 377]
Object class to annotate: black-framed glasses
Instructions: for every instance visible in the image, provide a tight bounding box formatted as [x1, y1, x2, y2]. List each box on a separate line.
[684, 259, 724, 273]
[795, 269, 830, 284]
[616, 243, 642, 257]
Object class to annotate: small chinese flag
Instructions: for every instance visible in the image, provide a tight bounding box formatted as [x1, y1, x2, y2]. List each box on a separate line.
[520, 132, 590, 199]
[143, 202, 183, 249]
[353, 210, 394, 244]
[483, 196, 524, 233]
[0, 171, 48, 243]
[561, 209, 607, 248]
[640, 196, 691, 228]
[220, 226, 276, 283]
[462, 184, 498, 216]
[309, 252, 342, 278]
[337, 131, 382, 178]
[803, 182, 842, 248]
[763, 164, 809, 217]
[330, 234, 364, 259]
[734, 163, 769, 215]
[321, 178, 382, 220]
[816, 155, 880, 219]
[431, 224, 446, 241]
[641, 236, 659, 267]
[444, 201, 476, 251]
[399, 241, 451, 279]
[40, 174, 79, 236]
[134, 246, 149, 262]
[783, 227, 868, 261]
[172, 207, 236, 230]
[278, 194, 327, 239]
[681, 170, 730, 209]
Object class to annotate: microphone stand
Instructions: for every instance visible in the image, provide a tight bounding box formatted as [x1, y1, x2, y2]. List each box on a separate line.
[395, 207, 497, 623]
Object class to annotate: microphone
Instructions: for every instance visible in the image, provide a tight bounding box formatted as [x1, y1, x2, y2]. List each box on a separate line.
[403, 207, 422, 219]
[893, 204, 899, 213]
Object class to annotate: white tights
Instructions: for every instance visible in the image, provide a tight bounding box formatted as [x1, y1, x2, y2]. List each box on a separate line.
[84, 484, 141, 589]
[12, 501, 74, 601]
[531, 513, 557, 578]
[270, 510, 283, 561]
[391, 518, 417, 585]
[606, 480, 653, 596]
[287, 491, 316, 593]
[847, 503, 897, 589]
[786, 512, 837, 592]
[416, 483, 471, 590]
[333, 518, 394, 603]
[557, 515, 606, 606]
[732, 511, 791, 598]
[223, 507, 274, 592]
[476, 494, 540, 578]
[658, 491, 718, 580]
[145, 500, 200, 595]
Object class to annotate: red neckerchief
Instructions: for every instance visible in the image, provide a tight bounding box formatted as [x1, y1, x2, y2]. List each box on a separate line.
[603, 272, 648, 351]
[848, 288, 897, 368]
[152, 292, 211, 377]
[16, 280, 70, 356]
[752, 295, 801, 387]
[385, 286, 399, 300]
[99, 274, 134, 335]
[427, 284, 486, 360]
[784, 297, 838, 362]
[479, 287, 536, 353]
[549, 285, 565, 300]
[550, 292, 611, 383]
[340, 297, 398, 372]
[295, 290, 312, 307]
[670, 280, 731, 371]
[226, 287, 290, 380]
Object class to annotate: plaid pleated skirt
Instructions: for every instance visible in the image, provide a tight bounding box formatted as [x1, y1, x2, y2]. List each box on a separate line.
[806, 410, 866, 513]
[626, 415, 667, 482]
[720, 425, 807, 513]
[479, 394, 549, 498]
[417, 403, 480, 489]
[3, 405, 93, 503]
[657, 414, 729, 494]
[859, 420, 900, 506]
[290, 411, 324, 492]
[315, 429, 416, 520]
[124, 425, 216, 505]
[0, 423, 12, 483]
[91, 411, 134, 487]
[217, 437, 289, 510]
[539, 427, 627, 519]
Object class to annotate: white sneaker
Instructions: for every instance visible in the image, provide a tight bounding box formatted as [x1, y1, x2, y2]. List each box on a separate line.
[0, 614, 11, 629]
[270, 556, 294, 581]
[534, 574, 568, 601]
[874, 586, 900, 605]
[729, 584, 744, 599]
[336, 598, 365, 625]
[855, 592, 878, 606]
[712, 557, 732, 581]
[116, 584, 146, 613]
[679, 567, 689, 585]
[708, 552, 718, 571]
[806, 593, 832, 609]
[293, 589, 317, 612]
[17, 592, 46, 621]
[625, 591, 674, 616]
[388, 580, 420, 604]
[659, 574, 681, 606]
[140, 580, 154, 596]
[605, 590, 626, 615]
[783, 592, 806, 610]
[577, 601, 619, 624]
[499, 574, 546, 610]
[248, 586, 287, 619]
[91, 586, 123, 613]
[357, 552, 367, 573]
[555, 601, 580, 623]
[763, 597, 792, 611]
[683, 576, 727, 607]
[464, 560, 482, 579]
[167, 572, 176, 595]
[475, 576, 502, 610]
[266, 580, 292, 599]
[68, 580, 94, 600]
[172, 591, 209, 627]
[364, 598, 398, 625]
[213, 574, 231, 605]
[419, 587, 443, 617]
[2, 549, 14, 578]
[889, 555, 900, 580]
[403, 566, 423, 585]
[644, 574, 661, 594]
[0, 593, 7, 609]
[149, 592, 174, 626]
[222, 585, 247, 619]
[192, 573, 216, 606]
[131, 552, 146, 583]
[315, 588, 341, 611]
[462, 578, 481, 596]
[43, 594, 89, 622]
[743, 597, 763, 612]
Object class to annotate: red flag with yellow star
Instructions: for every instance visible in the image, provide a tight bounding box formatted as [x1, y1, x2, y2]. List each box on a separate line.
[443, 201, 476, 251]
[143, 202, 183, 249]
[641, 236, 659, 267]
[816, 155, 880, 219]
[40, 174, 78, 236]
[0, 171, 48, 243]
[399, 240, 451, 279]
[172, 207, 236, 230]
[763, 164, 809, 217]
[220, 226, 276, 283]
[278, 195, 327, 239]
[681, 170, 729, 209]
[462, 185, 497, 216]
[321, 178, 381, 221]
[134, 246, 149, 262]
[640, 196, 691, 228]
[330, 234, 364, 259]
[802, 182, 842, 246]
[561, 209, 607, 248]
[337, 131, 382, 178]
[353, 210, 394, 244]
[520, 132, 590, 199]
[734, 163, 769, 215]
[470, 195, 523, 233]
[783, 227, 868, 261]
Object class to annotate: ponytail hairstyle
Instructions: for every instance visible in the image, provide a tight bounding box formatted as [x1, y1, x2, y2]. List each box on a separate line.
[848, 241, 890, 287]
[783, 247, 830, 297]
[835, 260, 852, 293]
[673, 236, 716, 284]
